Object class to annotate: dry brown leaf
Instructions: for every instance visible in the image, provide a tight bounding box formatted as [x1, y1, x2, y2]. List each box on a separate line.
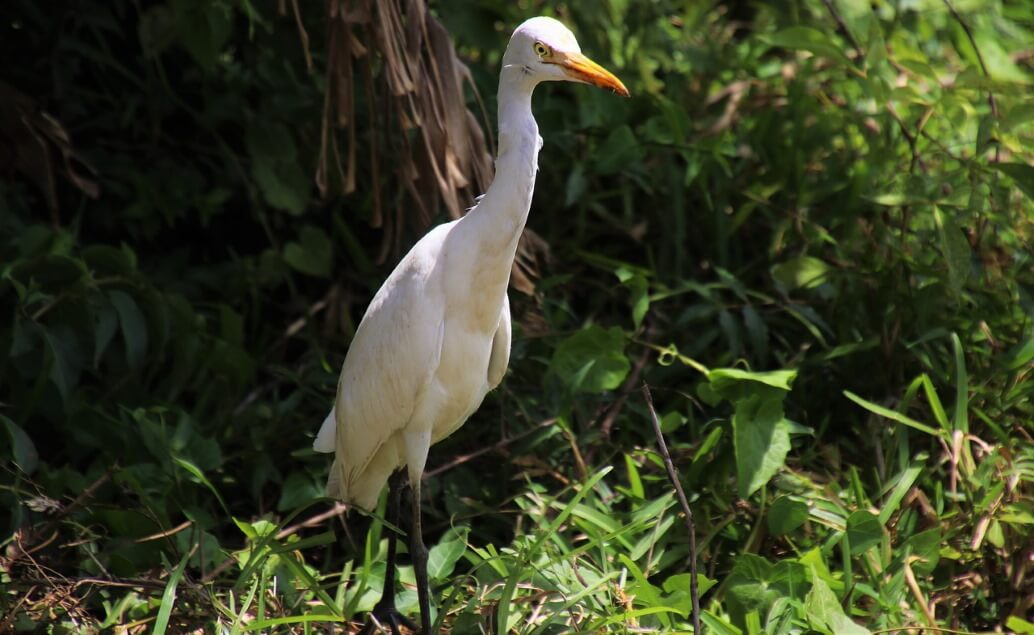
[315, 1, 547, 295]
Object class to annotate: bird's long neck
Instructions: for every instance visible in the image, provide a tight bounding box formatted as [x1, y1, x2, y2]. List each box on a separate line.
[460, 65, 540, 255]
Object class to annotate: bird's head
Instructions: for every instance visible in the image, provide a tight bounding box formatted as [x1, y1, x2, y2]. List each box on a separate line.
[502, 17, 629, 97]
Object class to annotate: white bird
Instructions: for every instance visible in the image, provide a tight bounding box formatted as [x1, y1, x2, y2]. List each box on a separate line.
[314, 16, 627, 634]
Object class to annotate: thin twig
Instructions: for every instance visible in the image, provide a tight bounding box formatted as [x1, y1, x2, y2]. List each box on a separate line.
[902, 558, 937, 626]
[941, 0, 1000, 163]
[820, 0, 863, 63]
[642, 383, 700, 633]
[424, 417, 557, 479]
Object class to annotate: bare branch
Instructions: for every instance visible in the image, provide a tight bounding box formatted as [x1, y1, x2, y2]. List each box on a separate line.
[642, 383, 700, 633]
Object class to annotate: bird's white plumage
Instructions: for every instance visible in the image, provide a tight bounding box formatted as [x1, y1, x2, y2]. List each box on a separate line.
[316, 16, 626, 512]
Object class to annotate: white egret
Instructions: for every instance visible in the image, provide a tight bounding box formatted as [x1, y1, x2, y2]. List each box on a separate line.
[314, 16, 628, 634]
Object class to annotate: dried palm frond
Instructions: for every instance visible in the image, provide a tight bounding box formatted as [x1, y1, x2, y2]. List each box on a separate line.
[315, 0, 545, 293]
[0, 81, 99, 225]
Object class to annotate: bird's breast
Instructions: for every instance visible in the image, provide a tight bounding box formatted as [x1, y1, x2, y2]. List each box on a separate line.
[425, 323, 496, 441]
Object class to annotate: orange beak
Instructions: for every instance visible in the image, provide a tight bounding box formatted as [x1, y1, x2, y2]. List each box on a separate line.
[554, 51, 629, 97]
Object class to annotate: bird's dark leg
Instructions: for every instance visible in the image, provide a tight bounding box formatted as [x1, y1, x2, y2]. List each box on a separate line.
[409, 474, 433, 635]
[360, 470, 416, 635]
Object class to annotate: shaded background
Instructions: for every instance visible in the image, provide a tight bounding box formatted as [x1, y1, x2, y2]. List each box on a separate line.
[2, 0, 1033, 631]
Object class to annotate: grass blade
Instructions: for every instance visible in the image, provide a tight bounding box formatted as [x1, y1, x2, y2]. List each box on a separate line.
[153, 549, 191, 635]
[843, 391, 941, 437]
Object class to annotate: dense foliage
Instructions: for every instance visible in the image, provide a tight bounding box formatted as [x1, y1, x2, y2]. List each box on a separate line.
[2, 0, 1033, 632]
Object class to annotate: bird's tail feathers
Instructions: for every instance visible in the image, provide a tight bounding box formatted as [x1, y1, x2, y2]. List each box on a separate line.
[313, 407, 336, 453]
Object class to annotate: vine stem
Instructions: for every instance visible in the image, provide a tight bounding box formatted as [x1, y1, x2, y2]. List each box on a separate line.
[642, 383, 701, 633]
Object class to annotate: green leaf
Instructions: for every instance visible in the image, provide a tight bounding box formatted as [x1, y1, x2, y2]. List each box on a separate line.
[846, 510, 882, 555]
[615, 268, 649, 328]
[427, 526, 470, 582]
[549, 325, 630, 393]
[154, 549, 192, 635]
[661, 572, 717, 618]
[768, 496, 808, 536]
[996, 163, 1034, 201]
[771, 256, 831, 291]
[594, 125, 641, 174]
[805, 576, 870, 634]
[93, 301, 118, 368]
[138, 4, 178, 57]
[741, 305, 768, 361]
[173, 0, 231, 70]
[732, 393, 791, 499]
[1002, 337, 1034, 370]
[565, 164, 587, 207]
[174, 456, 230, 516]
[283, 225, 332, 278]
[1006, 616, 1034, 634]
[1, 415, 39, 474]
[253, 160, 309, 215]
[1004, 102, 1034, 132]
[277, 471, 322, 511]
[843, 391, 941, 436]
[708, 368, 796, 395]
[951, 333, 969, 434]
[904, 528, 941, 574]
[762, 27, 853, 67]
[42, 325, 83, 400]
[933, 206, 970, 296]
[108, 290, 149, 369]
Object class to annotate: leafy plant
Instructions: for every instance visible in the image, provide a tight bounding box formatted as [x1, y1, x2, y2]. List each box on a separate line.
[1, 0, 1032, 631]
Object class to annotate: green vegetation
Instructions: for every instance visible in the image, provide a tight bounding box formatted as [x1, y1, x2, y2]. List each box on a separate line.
[2, 0, 1033, 632]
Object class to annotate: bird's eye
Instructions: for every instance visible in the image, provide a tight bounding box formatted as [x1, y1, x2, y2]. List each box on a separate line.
[533, 42, 550, 57]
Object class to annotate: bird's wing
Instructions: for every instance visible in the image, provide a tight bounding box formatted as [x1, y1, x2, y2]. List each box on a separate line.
[487, 293, 512, 388]
[331, 226, 449, 493]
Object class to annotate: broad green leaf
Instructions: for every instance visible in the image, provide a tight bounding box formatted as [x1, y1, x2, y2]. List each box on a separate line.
[1, 414, 39, 474]
[904, 528, 941, 574]
[42, 325, 83, 400]
[661, 572, 717, 618]
[138, 4, 177, 57]
[615, 269, 649, 329]
[996, 163, 1034, 201]
[427, 526, 470, 581]
[276, 471, 322, 511]
[768, 496, 808, 536]
[1006, 616, 1034, 634]
[725, 554, 808, 626]
[846, 510, 882, 555]
[283, 225, 332, 278]
[173, 0, 231, 70]
[762, 27, 853, 67]
[805, 576, 870, 634]
[594, 125, 641, 174]
[733, 393, 791, 499]
[771, 256, 831, 291]
[82, 245, 137, 275]
[709, 368, 796, 394]
[565, 164, 587, 207]
[741, 305, 768, 361]
[253, 160, 308, 215]
[93, 301, 118, 368]
[548, 325, 630, 393]
[1004, 102, 1034, 131]
[108, 289, 148, 369]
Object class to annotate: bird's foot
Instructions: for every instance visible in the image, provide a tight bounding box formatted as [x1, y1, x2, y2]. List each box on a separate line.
[359, 599, 419, 635]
